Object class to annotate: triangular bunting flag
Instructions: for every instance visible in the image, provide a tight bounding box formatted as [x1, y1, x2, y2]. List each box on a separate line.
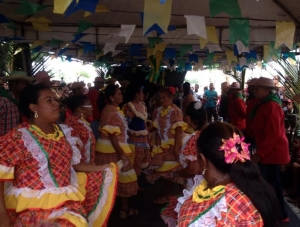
[275, 21, 295, 50]
[119, 25, 136, 43]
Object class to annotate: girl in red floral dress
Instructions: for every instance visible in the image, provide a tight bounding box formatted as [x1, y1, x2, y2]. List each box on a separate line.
[177, 122, 280, 227]
[161, 101, 207, 226]
[0, 84, 118, 227]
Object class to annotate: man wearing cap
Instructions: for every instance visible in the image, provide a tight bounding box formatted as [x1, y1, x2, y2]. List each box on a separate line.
[0, 71, 34, 136]
[87, 76, 105, 139]
[228, 82, 246, 130]
[250, 77, 290, 222]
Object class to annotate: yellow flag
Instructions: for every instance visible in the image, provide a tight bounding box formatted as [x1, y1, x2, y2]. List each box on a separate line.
[275, 21, 295, 50]
[53, 0, 73, 14]
[84, 5, 110, 17]
[31, 40, 47, 48]
[263, 44, 269, 61]
[199, 26, 218, 49]
[155, 51, 163, 73]
[77, 48, 84, 58]
[25, 16, 52, 31]
[96, 51, 104, 60]
[147, 48, 154, 58]
[225, 50, 237, 65]
[153, 43, 167, 55]
[143, 0, 172, 35]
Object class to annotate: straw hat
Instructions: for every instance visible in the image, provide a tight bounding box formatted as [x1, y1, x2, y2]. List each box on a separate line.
[253, 77, 277, 88]
[221, 82, 229, 89]
[34, 70, 51, 85]
[2, 71, 34, 82]
[105, 78, 117, 85]
[70, 81, 85, 90]
[229, 82, 241, 90]
[246, 78, 258, 86]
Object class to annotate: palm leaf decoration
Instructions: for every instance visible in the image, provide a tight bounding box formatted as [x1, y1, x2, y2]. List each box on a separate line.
[268, 57, 300, 110]
[0, 41, 16, 75]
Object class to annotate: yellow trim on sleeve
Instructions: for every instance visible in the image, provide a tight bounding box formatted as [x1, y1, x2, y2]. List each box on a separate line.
[101, 125, 121, 136]
[96, 140, 132, 155]
[54, 212, 88, 227]
[118, 169, 137, 184]
[155, 161, 181, 173]
[171, 121, 188, 134]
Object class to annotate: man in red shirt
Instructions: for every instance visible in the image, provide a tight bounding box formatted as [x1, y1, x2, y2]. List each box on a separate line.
[228, 82, 246, 130]
[251, 77, 290, 222]
[87, 76, 104, 139]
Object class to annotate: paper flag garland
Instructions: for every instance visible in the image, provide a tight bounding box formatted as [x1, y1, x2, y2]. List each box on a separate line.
[0, 14, 10, 23]
[83, 43, 95, 54]
[119, 25, 136, 44]
[153, 43, 167, 55]
[143, 0, 173, 35]
[102, 43, 118, 55]
[148, 37, 164, 48]
[25, 16, 52, 31]
[268, 41, 281, 61]
[226, 50, 238, 65]
[235, 40, 250, 55]
[31, 40, 47, 48]
[185, 15, 207, 38]
[207, 45, 222, 53]
[206, 52, 215, 64]
[229, 19, 250, 46]
[189, 54, 198, 64]
[199, 26, 218, 49]
[246, 50, 257, 63]
[72, 33, 88, 43]
[65, 0, 98, 17]
[209, 0, 241, 17]
[164, 48, 176, 59]
[275, 21, 295, 50]
[147, 48, 154, 57]
[112, 50, 123, 57]
[263, 44, 270, 61]
[15, 0, 47, 16]
[130, 44, 143, 56]
[283, 52, 296, 61]
[239, 57, 247, 67]
[53, 0, 72, 14]
[180, 45, 193, 57]
[77, 48, 84, 58]
[84, 5, 110, 17]
[76, 21, 93, 35]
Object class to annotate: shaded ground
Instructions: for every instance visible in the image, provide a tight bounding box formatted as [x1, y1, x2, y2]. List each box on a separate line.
[108, 175, 300, 227]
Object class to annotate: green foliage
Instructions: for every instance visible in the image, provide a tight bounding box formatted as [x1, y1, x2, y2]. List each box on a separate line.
[0, 41, 15, 75]
[76, 70, 90, 81]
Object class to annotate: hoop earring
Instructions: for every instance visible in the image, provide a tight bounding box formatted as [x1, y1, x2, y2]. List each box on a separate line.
[201, 168, 207, 176]
[34, 111, 38, 118]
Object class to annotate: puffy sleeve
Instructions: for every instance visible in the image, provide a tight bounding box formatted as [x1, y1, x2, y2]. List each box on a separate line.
[182, 134, 198, 163]
[171, 108, 188, 134]
[0, 129, 24, 181]
[100, 107, 122, 136]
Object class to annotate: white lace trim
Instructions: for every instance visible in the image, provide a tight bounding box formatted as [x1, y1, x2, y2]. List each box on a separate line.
[88, 168, 114, 226]
[175, 175, 204, 214]
[116, 111, 129, 143]
[128, 102, 148, 120]
[78, 119, 93, 163]
[19, 128, 57, 188]
[4, 182, 79, 199]
[175, 175, 228, 227]
[47, 207, 87, 224]
[59, 124, 82, 166]
[0, 164, 14, 173]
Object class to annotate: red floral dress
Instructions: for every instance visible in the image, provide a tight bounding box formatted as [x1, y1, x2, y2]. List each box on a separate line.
[96, 104, 138, 198]
[0, 123, 117, 227]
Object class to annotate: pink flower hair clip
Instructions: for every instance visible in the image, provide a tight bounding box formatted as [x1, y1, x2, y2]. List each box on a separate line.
[219, 133, 250, 164]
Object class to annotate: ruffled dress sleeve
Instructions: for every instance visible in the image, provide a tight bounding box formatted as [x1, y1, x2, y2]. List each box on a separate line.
[170, 108, 188, 134]
[179, 132, 199, 168]
[0, 128, 24, 181]
[100, 108, 121, 136]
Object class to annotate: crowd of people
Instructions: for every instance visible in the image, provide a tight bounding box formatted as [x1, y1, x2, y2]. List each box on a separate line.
[0, 69, 297, 226]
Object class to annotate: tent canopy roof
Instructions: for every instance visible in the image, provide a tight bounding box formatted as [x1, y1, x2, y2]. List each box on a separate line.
[0, 0, 299, 63]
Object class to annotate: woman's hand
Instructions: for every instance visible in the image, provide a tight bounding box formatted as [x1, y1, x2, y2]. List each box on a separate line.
[118, 154, 131, 171]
